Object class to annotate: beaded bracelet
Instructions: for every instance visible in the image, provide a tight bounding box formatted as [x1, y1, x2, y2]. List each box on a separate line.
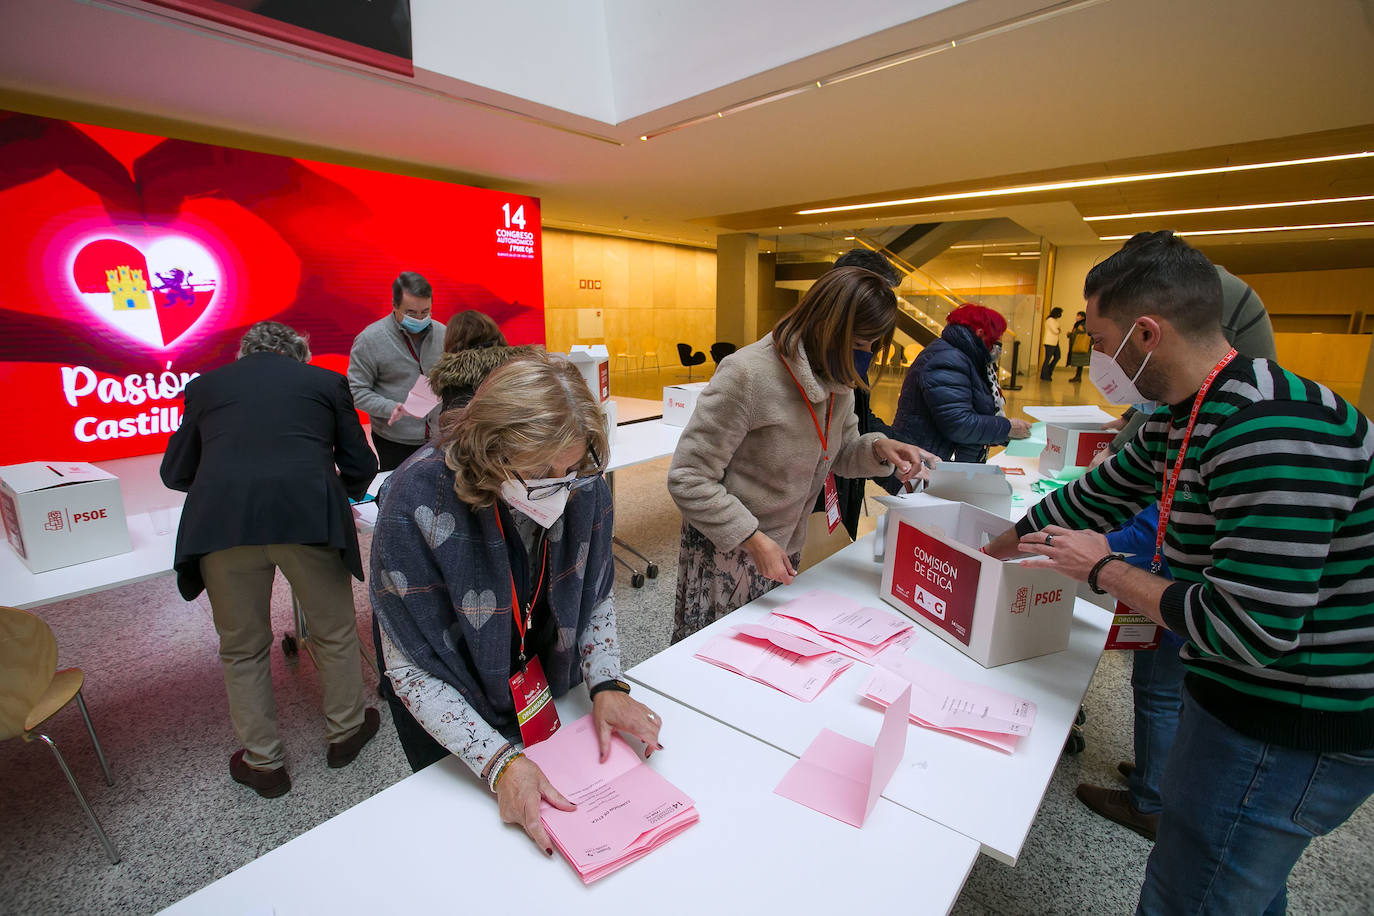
[488, 748, 524, 793]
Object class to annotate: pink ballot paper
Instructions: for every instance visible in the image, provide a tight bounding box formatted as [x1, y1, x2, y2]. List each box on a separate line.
[694, 629, 853, 702]
[860, 660, 1037, 754]
[401, 376, 441, 418]
[523, 714, 697, 885]
[764, 612, 917, 665]
[773, 684, 911, 827]
[772, 589, 913, 657]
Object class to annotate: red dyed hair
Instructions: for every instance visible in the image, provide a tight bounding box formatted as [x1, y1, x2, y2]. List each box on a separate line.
[946, 303, 1007, 347]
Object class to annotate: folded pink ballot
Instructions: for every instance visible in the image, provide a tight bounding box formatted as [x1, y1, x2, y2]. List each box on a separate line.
[523, 715, 698, 884]
[771, 589, 913, 656]
[401, 376, 441, 418]
[764, 612, 917, 664]
[694, 631, 853, 702]
[876, 655, 1038, 735]
[773, 684, 911, 827]
[860, 665, 1034, 754]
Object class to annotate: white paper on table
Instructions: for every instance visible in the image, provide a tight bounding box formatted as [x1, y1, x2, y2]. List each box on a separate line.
[1023, 404, 1115, 424]
[351, 502, 379, 527]
[694, 632, 852, 702]
[875, 655, 1037, 734]
[773, 685, 911, 827]
[771, 588, 913, 650]
[764, 613, 917, 664]
[401, 376, 441, 418]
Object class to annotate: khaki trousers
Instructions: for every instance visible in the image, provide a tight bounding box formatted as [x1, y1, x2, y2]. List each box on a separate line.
[201, 544, 366, 769]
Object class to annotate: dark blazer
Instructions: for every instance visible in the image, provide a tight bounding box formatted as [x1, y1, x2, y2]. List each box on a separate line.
[160, 351, 378, 600]
[891, 323, 1011, 464]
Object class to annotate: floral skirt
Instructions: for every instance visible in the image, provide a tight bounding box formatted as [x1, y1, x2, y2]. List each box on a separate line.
[671, 522, 801, 644]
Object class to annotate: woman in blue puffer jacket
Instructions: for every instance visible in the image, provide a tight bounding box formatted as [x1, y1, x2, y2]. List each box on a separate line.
[890, 303, 1031, 464]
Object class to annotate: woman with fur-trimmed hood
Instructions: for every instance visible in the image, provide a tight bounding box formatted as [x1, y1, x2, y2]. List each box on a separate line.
[428, 310, 543, 412]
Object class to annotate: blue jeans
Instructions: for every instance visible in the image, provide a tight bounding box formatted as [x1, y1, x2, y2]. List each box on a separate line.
[1128, 636, 1186, 815]
[1137, 688, 1374, 915]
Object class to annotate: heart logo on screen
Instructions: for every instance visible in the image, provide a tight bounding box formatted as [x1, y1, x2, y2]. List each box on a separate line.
[70, 235, 221, 350]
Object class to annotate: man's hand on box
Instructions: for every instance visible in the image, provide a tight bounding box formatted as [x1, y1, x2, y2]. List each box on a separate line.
[1017, 525, 1110, 582]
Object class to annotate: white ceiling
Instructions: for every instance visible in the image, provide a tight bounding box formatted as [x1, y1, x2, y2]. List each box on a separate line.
[2, 0, 1372, 254]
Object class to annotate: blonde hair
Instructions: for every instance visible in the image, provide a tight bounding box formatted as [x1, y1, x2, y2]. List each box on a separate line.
[439, 354, 609, 508]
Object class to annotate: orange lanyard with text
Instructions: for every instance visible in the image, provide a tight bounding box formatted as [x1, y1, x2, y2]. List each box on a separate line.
[493, 510, 549, 666]
[778, 353, 834, 459]
[1152, 348, 1237, 574]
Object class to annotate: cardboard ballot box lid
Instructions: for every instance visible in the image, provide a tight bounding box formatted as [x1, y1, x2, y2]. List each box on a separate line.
[567, 344, 609, 362]
[0, 462, 117, 493]
[1023, 405, 1115, 424]
[924, 461, 1012, 517]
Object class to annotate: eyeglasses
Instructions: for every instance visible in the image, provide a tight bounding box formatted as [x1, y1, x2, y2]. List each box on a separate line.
[511, 444, 603, 500]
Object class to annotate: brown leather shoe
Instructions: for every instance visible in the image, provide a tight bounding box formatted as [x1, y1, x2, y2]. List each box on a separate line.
[230, 749, 291, 799]
[327, 707, 380, 768]
[1075, 784, 1158, 841]
[1118, 761, 1135, 781]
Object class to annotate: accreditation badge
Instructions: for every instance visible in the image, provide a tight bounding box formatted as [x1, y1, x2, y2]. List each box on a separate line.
[510, 656, 561, 747]
[823, 472, 841, 533]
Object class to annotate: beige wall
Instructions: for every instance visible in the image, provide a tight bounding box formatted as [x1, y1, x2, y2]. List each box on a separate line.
[542, 229, 717, 356]
[1237, 268, 1374, 334]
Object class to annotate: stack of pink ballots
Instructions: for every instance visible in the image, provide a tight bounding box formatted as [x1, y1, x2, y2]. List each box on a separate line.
[694, 623, 853, 701]
[523, 715, 698, 884]
[859, 656, 1037, 754]
[766, 589, 916, 663]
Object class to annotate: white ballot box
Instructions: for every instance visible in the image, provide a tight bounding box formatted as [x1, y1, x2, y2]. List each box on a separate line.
[1039, 423, 1115, 477]
[662, 382, 708, 427]
[566, 345, 610, 403]
[0, 462, 132, 573]
[879, 497, 1077, 667]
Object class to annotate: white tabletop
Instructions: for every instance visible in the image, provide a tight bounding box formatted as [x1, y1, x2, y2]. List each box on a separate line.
[627, 536, 1110, 865]
[609, 395, 664, 424]
[160, 688, 979, 915]
[607, 419, 681, 472]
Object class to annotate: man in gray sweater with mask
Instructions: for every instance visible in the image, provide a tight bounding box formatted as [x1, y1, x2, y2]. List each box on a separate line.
[348, 271, 447, 470]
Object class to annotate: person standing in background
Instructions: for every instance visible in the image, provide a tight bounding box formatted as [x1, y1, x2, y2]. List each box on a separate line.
[1068, 310, 1090, 382]
[1039, 306, 1064, 380]
[161, 321, 380, 799]
[348, 271, 447, 471]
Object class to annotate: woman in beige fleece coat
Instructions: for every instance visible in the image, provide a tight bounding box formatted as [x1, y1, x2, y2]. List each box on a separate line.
[667, 267, 937, 643]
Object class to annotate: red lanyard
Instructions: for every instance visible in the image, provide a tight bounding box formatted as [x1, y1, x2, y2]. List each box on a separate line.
[778, 352, 834, 459]
[493, 510, 549, 664]
[401, 335, 433, 438]
[1152, 348, 1238, 573]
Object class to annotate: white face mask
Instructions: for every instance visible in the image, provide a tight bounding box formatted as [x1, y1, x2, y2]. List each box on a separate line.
[1089, 323, 1152, 406]
[499, 476, 571, 529]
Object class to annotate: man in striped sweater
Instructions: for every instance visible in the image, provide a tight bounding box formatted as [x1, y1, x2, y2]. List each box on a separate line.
[985, 231, 1374, 914]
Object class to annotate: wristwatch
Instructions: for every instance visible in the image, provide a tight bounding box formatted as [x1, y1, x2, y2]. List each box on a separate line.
[589, 678, 631, 698]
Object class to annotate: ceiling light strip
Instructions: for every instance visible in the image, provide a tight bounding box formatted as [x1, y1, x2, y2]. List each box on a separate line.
[1100, 221, 1374, 241]
[797, 152, 1374, 215]
[639, 0, 1108, 142]
[1084, 195, 1374, 221]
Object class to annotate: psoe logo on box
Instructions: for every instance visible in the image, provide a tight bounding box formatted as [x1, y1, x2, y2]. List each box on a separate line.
[1011, 586, 1029, 614]
[1046, 442, 1062, 455]
[1033, 587, 1063, 606]
[72, 507, 110, 526]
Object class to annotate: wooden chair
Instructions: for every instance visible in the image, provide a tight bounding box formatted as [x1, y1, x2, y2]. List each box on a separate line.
[641, 336, 661, 372]
[0, 606, 119, 863]
[609, 337, 641, 372]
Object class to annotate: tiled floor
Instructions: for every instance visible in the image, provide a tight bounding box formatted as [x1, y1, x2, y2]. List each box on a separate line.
[2, 364, 1370, 915]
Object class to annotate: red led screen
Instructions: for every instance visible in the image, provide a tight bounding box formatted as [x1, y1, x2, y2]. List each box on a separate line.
[0, 109, 544, 463]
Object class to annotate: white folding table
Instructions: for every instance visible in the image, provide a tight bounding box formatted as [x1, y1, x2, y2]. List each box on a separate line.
[159, 688, 980, 915]
[627, 532, 1110, 865]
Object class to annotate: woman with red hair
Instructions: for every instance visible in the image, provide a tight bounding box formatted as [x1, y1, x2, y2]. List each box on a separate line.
[890, 303, 1031, 463]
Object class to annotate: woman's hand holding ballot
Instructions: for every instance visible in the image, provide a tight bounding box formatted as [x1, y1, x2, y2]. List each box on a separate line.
[496, 756, 576, 856]
[593, 689, 664, 762]
[874, 437, 939, 485]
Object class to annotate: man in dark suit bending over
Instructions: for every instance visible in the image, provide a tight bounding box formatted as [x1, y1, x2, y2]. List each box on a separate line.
[162, 321, 380, 798]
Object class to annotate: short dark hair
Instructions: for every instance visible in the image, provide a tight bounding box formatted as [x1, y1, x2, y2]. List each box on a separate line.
[772, 266, 897, 390]
[392, 271, 433, 307]
[833, 248, 901, 287]
[239, 321, 310, 362]
[1084, 231, 1222, 335]
[1048, 307, 1063, 319]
